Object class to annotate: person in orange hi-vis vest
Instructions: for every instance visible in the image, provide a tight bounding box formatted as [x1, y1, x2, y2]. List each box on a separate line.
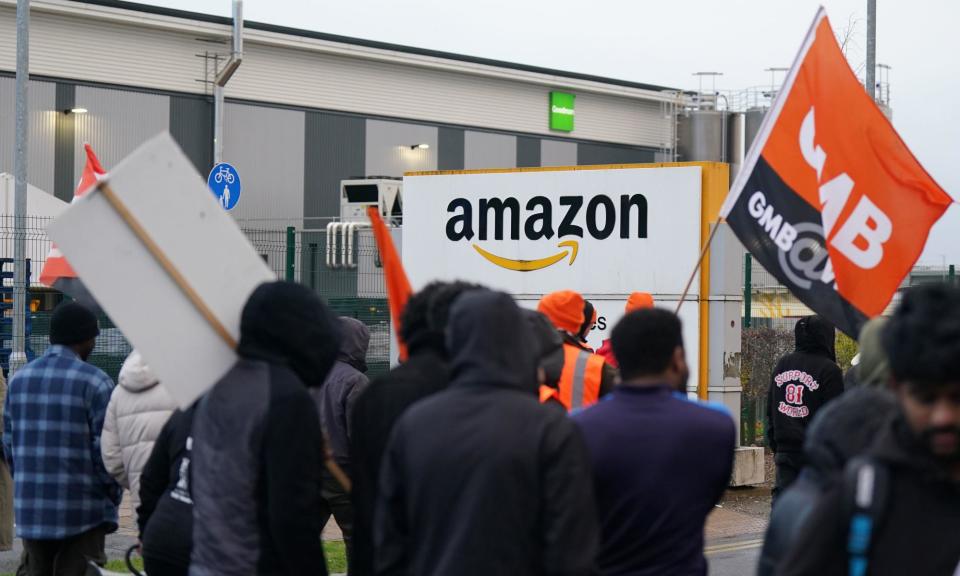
[537, 290, 616, 412]
[597, 292, 656, 368]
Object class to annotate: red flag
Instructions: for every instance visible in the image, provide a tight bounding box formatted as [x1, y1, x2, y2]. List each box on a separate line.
[39, 143, 107, 288]
[367, 206, 413, 361]
[721, 9, 954, 337]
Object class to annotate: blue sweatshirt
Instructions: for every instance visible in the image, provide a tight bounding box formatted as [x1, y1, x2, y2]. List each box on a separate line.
[573, 385, 736, 576]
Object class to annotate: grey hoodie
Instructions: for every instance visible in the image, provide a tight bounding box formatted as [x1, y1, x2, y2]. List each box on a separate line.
[312, 317, 370, 470]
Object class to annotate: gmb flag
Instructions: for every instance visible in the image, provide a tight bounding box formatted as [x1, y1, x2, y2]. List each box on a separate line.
[721, 8, 954, 337]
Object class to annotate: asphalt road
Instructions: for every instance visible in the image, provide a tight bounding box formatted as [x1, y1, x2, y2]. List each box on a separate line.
[708, 536, 764, 576]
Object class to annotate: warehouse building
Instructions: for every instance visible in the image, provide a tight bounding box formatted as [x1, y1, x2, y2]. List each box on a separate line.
[0, 0, 682, 232]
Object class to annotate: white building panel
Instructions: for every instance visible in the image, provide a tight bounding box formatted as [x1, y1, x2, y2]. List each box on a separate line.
[0, 0, 675, 148]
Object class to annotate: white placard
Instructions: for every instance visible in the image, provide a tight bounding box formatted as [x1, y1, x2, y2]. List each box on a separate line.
[47, 133, 275, 408]
[402, 166, 702, 297]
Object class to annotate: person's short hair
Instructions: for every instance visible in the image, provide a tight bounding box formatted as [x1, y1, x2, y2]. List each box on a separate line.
[578, 300, 596, 342]
[883, 283, 960, 386]
[400, 282, 448, 346]
[426, 281, 482, 333]
[612, 308, 683, 380]
[400, 281, 482, 354]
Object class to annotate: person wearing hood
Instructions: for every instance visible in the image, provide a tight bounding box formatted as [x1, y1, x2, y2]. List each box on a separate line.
[597, 291, 655, 368]
[767, 315, 843, 501]
[576, 299, 598, 352]
[842, 317, 889, 390]
[349, 281, 475, 576]
[523, 309, 567, 411]
[190, 282, 340, 576]
[777, 284, 960, 576]
[310, 316, 370, 568]
[537, 290, 616, 411]
[756, 385, 897, 575]
[100, 350, 177, 518]
[374, 289, 598, 576]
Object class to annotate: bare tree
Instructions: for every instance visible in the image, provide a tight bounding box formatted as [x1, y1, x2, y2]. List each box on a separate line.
[836, 13, 867, 77]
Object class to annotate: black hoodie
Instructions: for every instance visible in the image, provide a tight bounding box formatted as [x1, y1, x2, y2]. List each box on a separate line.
[778, 416, 960, 576]
[757, 387, 898, 576]
[767, 315, 843, 454]
[350, 327, 451, 576]
[191, 282, 340, 576]
[374, 290, 598, 576]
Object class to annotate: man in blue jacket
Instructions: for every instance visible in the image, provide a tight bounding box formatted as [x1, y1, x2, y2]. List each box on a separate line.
[4, 302, 120, 575]
[573, 308, 735, 576]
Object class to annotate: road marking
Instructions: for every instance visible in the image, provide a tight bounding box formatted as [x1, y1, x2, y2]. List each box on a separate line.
[705, 538, 765, 555]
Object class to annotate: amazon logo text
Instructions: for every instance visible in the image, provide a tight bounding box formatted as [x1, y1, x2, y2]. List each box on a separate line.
[445, 194, 648, 242]
[445, 193, 648, 272]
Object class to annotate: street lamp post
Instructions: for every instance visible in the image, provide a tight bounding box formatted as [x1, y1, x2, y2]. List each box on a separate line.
[11, 0, 30, 375]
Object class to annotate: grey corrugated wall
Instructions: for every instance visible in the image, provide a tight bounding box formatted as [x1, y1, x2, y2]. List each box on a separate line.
[302, 112, 365, 298]
[464, 131, 516, 170]
[54, 82, 76, 201]
[304, 112, 365, 221]
[222, 102, 305, 229]
[169, 94, 213, 176]
[516, 136, 540, 168]
[577, 142, 657, 165]
[73, 85, 169, 177]
[438, 127, 464, 170]
[365, 119, 437, 177]
[541, 139, 577, 167]
[0, 77, 56, 195]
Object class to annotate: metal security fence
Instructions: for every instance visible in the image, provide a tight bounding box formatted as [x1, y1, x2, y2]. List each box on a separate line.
[0, 216, 130, 380]
[269, 223, 391, 377]
[0, 216, 392, 381]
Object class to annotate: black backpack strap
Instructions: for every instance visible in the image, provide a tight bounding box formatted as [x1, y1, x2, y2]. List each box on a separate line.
[843, 456, 891, 576]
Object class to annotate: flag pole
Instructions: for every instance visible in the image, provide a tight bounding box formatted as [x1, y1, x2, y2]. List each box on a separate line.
[96, 180, 353, 493]
[675, 219, 723, 314]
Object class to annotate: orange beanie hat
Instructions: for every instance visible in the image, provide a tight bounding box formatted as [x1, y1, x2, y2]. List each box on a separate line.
[538, 290, 585, 334]
[625, 291, 655, 313]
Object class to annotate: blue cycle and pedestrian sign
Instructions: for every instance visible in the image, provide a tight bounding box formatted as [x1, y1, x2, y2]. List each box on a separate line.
[207, 162, 241, 211]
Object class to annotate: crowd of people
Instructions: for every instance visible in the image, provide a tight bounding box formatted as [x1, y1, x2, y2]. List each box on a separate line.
[0, 278, 958, 575]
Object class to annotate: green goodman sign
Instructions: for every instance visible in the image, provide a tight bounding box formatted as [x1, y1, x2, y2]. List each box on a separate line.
[549, 91, 575, 132]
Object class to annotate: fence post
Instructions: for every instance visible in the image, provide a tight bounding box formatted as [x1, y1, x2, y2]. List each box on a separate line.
[285, 226, 295, 282]
[744, 253, 752, 329]
[950, 264, 956, 287]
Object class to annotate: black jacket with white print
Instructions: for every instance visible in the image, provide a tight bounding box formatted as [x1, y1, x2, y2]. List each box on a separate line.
[767, 315, 843, 454]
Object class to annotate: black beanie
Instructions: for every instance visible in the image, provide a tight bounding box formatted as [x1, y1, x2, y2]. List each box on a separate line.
[50, 302, 100, 346]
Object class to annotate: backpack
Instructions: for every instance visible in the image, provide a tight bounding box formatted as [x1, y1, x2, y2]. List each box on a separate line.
[843, 457, 891, 576]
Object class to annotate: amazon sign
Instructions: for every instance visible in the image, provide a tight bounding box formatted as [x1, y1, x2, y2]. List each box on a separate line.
[402, 165, 703, 297]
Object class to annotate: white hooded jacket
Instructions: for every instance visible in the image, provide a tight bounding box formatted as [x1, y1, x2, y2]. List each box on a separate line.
[100, 350, 177, 512]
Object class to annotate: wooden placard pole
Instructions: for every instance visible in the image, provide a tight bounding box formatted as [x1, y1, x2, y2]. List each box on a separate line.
[675, 219, 724, 314]
[97, 181, 352, 493]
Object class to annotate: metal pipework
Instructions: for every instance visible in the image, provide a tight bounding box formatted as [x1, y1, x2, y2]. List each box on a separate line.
[213, 0, 243, 165]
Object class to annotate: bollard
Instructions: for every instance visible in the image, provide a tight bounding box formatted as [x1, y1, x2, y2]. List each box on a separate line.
[285, 226, 295, 282]
[744, 253, 752, 329]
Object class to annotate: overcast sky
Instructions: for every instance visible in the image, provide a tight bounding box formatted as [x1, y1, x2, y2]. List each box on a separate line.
[133, 0, 960, 265]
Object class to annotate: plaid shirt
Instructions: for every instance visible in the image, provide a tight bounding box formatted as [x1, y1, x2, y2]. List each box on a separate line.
[3, 345, 121, 539]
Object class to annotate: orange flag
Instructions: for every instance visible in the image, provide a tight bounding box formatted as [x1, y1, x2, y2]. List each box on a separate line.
[720, 9, 954, 337]
[40, 143, 107, 287]
[367, 206, 413, 361]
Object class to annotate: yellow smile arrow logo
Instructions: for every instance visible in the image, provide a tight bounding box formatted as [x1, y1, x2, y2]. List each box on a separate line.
[472, 240, 579, 272]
